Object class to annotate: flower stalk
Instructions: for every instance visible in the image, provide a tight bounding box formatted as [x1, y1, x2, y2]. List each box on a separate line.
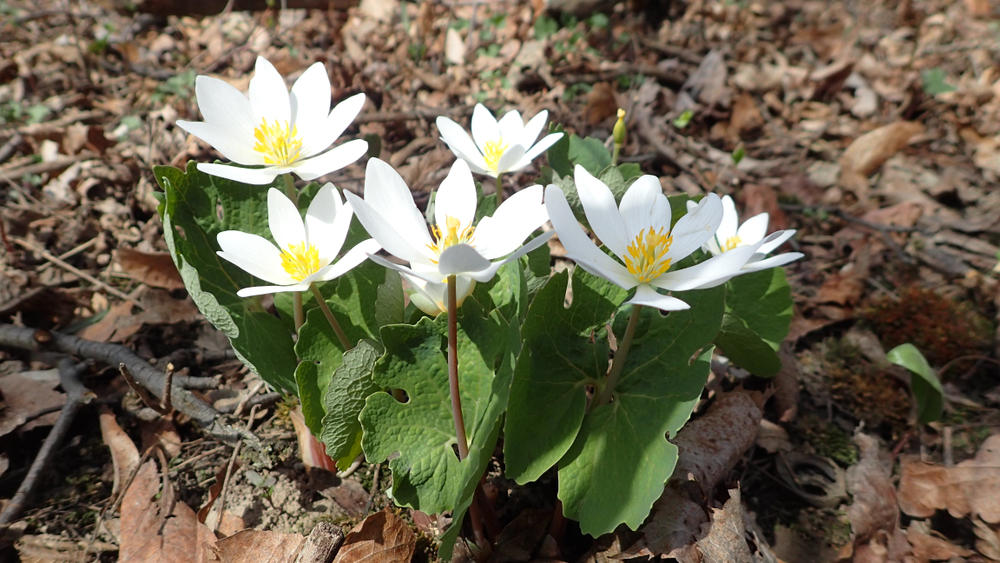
[495, 174, 504, 205]
[284, 175, 305, 332]
[309, 284, 350, 349]
[593, 304, 642, 408]
[446, 274, 470, 460]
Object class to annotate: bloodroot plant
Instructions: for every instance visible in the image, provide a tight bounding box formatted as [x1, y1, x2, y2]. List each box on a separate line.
[156, 57, 802, 558]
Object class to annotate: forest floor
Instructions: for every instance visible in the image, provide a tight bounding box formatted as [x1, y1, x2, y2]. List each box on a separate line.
[1, 0, 999, 561]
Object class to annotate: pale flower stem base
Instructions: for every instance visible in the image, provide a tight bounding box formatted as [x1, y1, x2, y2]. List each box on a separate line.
[446, 275, 470, 460]
[309, 284, 351, 349]
[282, 174, 305, 332]
[612, 143, 621, 167]
[446, 275, 489, 549]
[593, 304, 643, 408]
[494, 174, 504, 205]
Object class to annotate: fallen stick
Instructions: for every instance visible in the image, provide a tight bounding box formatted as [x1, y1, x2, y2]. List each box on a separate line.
[0, 323, 251, 443]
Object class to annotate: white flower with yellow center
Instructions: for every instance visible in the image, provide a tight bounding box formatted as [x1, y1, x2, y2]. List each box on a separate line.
[216, 184, 380, 296]
[545, 166, 764, 312]
[688, 195, 803, 274]
[345, 158, 553, 315]
[435, 104, 563, 178]
[177, 56, 368, 185]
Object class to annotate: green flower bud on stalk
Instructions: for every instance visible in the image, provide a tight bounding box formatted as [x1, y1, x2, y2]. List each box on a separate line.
[612, 108, 626, 165]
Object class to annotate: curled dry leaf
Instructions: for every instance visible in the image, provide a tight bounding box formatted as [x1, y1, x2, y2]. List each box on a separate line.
[0, 370, 65, 437]
[213, 529, 306, 562]
[116, 248, 185, 290]
[905, 525, 972, 561]
[898, 434, 1000, 523]
[839, 121, 925, 195]
[693, 489, 753, 563]
[844, 433, 911, 562]
[334, 509, 416, 563]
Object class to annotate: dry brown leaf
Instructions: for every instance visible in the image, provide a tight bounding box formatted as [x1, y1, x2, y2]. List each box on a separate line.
[334, 509, 416, 563]
[140, 418, 182, 459]
[839, 121, 925, 195]
[694, 489, 752, 562]
[99, 409, 141, 497]
[120, 459, 218, 562]
[116, 248, 184, 290]
[905, 526, 972, 560]
[898, 435, 1000, 523]
[213, 529, 306, 562]
[0, 370, 65, 437]
[972, 517, 1000, 560]
[584, 82, 618, 126]
[845, 433, 899, 543]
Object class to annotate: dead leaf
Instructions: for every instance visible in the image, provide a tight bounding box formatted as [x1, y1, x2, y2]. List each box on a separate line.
[334, 509, 416, 563]
[140, 418, 182, 459]
[585, 82, 618, 126]
[845, 433, 899, 543]
[213, 529, 305, 562]
[905, 525, 972, 560]
[0, 370, 65, 437]
[839, 121, 925, 195]
[99, 408, 140, 496]
[116, 248, 184, 290]
[694, 489, 752, 562]
[681, 49, 730, 107]
[897, 435, 1000, 523]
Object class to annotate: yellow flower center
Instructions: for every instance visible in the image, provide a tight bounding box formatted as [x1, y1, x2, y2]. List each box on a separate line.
[280, 242, 321, 281]
[721, 235, 742, 252]
[253, 118, 304, 167]
[427, 215, 475, 261]
[624, 227, 673, 283]
[483, 139, 508, 172]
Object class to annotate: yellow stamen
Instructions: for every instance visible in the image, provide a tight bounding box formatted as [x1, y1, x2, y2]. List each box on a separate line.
[426, 215, 475, 261]
[721, 235, 742, 252]
[483, 139, 508, 172]
[253, 118, 303, 167]
[624, 227, 673, 283]
[280, 242, 321, 281]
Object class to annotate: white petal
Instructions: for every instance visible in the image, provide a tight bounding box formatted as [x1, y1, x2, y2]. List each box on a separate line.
[217, 230, 292, 285]
[519, 132, 563, 166]
[357, 158, 433, 256]
[736, 213, 769, 246]
[292, 139, 368, 181]
[196, 162, 278, 185]
[436, 116, 489, 172]
[466, 231, 554, 283]
[311, 92, 366, 157]
[304, 184, 348, 262]
[473, 184, 547, 259]
[249, 56, 291, 125]
[520, 110, 549, 147]
[574, 165, 628, 258]
[626, 285, 690, 312]
[318, 238, 382, 281]
[757, 229, 796, 255]
[434, 160, 478, 232]
[290, 62, 333, 157]
[192, 76, 254, 134]
[667, 194, 722, 262]
[619, 175, 669, 240]
[717, 195, 739, 241]
[237, 282, 309, 297]
[742, 251, 803, 272]
[496, 144, 527, 174]
[177, 120, 258, 164]
[545, 185, 636, 290]
[497, 109, 525, 144]
[403, 273, 475, 316]
[344, 192, 429, 266]
[652, 245, 757, 291]
[471, 103, 500, 151]
[438, 244, 492, 277]
[267, 188, 306, 250]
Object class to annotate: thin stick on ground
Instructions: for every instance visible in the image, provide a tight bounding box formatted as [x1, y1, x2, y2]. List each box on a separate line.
[209, 403, 260, 534]
[0, 359, 91, 526]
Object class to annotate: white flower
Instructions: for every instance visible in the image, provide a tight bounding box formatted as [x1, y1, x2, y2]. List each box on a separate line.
[435, 104, 563, 178]
[687, 195, 803, 273]
[177, 56, 368, 185]
[217, 184, 380, 296]
[344, 158, 553, 315]
[545, 166, 763, 312]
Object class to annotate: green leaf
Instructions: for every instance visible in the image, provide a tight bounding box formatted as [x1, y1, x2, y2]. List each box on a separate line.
[320, 339, 382, 470]
[548, 134, 612, 177]
[921, 68, 956, 96]
[558, 287, 724, 536]
[505, 269, 627, 483]
[717, 268, 793, 377]
[887, 343, 944, 423]
[673, 109, 694, 129]
[156, 162, 298, 392]
[359, 296, 514, 514]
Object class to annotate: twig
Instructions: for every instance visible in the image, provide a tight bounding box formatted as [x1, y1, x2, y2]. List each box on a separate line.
[0, 133, 23, 165]
[364, 462, 380, 515]
[12, 237, 144, 309]
[0, 323, 249, 442]
[0, 359, 92, 526]
[35, 237, 98, 274]
[336, 455, 364, 479]
[119, 363, 173, 415]
[0, 155, 92, 183]
[233, 380, 265, 417]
